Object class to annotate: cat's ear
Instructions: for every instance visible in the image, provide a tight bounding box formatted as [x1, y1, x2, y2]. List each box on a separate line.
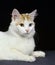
[29, 9, 38, 20]
[12, 9, 20, 20]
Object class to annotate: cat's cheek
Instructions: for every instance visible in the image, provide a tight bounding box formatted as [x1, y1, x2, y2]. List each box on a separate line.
[16, 26, 25, 34]
[31, 29, 35, 35]
[29, 27, 35, 33]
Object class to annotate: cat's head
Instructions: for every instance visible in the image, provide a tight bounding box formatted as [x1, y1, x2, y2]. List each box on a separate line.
[11, 9, 38, 38]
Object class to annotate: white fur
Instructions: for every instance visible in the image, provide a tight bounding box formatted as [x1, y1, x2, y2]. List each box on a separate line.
[0, 9, 45, 62]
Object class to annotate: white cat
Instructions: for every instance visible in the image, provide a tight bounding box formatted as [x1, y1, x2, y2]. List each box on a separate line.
[0, 9, 45, 62]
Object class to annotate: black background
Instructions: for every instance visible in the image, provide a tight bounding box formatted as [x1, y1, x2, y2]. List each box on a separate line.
[0, 0, 54, 50]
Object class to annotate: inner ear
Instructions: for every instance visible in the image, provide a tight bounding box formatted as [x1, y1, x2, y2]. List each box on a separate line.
[29, 9, 38, 20]
[13, 15, 18, 20]
[12, 9, 20, 20]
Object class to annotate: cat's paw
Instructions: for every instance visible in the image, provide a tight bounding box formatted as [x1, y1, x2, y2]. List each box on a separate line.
[27, 56, 36, 62]
[32, 51, 45, 57]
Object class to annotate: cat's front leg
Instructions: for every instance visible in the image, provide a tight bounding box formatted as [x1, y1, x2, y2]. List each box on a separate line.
[10, 48, 36, 62]
[32, 51, 45, 57]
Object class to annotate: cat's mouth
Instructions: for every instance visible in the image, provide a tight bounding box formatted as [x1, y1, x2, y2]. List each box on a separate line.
[22, 32, 29, 35]
[25, 31, 30, 34]
[24, 32, 29, 35]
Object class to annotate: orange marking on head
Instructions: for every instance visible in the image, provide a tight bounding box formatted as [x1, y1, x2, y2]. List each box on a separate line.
[15, 14, 32, 26]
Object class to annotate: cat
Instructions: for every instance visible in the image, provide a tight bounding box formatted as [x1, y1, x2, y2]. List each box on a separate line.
[0, 9, 45, 62]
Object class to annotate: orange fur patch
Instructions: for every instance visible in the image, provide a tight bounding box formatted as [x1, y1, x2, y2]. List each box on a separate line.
[16, 14, 32, 26]
[20, 14, 31, 21]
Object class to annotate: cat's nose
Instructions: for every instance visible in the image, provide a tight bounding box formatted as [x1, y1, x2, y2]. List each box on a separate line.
[25, 29, 29, 33]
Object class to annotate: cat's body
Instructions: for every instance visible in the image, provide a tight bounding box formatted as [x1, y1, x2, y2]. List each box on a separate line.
[0, 31, 35, 55]
[0, 9, 45, 62]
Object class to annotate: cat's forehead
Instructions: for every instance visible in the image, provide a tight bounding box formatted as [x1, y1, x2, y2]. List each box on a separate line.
[15, 14, 34, 26]
[20, 14, 31, 21]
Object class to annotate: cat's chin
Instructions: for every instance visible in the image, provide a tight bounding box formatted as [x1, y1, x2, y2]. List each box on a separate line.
[19, 33, 30, 38]
[17, 29, 35, 38]
[19, 32, 35, 38]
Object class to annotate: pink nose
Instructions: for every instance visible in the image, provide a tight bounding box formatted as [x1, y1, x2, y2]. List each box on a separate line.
[25, 29, 29, 32]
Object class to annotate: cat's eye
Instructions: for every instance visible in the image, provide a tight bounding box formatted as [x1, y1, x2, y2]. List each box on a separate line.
[20, 23, 24, 27]
[29, 23, 33, 27]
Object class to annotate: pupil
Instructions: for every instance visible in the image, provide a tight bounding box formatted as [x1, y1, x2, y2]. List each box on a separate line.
[20, 24, 24, 26]
[29, 23, 32, 26]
